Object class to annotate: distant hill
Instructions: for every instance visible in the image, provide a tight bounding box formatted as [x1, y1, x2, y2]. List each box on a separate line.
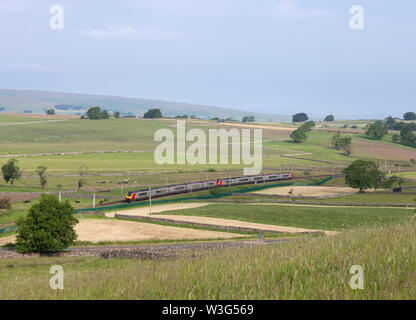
[0, 88, 289, 122]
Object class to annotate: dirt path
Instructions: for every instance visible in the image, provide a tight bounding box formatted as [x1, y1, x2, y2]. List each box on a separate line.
[0, 192, 42, 203]
[105, 203, 210, 218]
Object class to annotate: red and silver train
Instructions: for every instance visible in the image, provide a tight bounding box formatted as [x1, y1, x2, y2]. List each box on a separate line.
[125, 172, 293, 202]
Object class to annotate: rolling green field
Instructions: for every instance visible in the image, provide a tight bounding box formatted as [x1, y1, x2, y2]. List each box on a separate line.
[1, 222, 415, 299]
[157, 203, 414, 231]
[0, 114, 41, 123]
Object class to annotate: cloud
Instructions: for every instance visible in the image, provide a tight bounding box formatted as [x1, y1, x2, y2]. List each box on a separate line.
[79, 25, 183, 39]
[79, 25, 137, 38]
[274, 0, 331, 20]
[2, 63, 57, 73]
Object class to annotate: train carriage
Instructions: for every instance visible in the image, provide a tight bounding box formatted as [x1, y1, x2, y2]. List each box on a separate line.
[125, 172, 294, 202]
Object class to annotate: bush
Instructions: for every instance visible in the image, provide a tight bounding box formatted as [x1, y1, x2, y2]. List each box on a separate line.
[15, 195, 78, 253]
[0, 197, 11, 209]
[143, 109, 163, 119]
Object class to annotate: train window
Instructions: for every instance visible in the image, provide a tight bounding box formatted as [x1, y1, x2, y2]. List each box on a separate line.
[269, 176, 278, 179]
[139, 192, 147, 196]
[254, 177, 264, 180]
[239, 178, 249, 182]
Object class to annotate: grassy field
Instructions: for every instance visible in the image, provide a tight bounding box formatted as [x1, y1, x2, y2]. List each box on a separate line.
[0, 114, 42, 123]
[1, 222, 416, 299]
[155, 203, 414, 231]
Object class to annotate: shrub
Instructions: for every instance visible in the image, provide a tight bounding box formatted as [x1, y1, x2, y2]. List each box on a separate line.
[15, 195, 78, 253]
[0, 197, 11, 209]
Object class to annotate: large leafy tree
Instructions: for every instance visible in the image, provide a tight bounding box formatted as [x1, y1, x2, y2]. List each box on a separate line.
[143, 108, 163, 118]
[86, 106, 110, 120]
[292, 113, 309, 123]
[15, 195, 78, 253]
[324, 115, 334, 122]
[1, 158, 21, 185]
[344, 160, 381, 193]
[403, 112, 416, 121]
[365, 120, 387, 140]
[290, 128, 308, 143]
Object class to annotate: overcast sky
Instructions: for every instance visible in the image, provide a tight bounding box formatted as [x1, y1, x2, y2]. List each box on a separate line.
[0, 0, 415, 118]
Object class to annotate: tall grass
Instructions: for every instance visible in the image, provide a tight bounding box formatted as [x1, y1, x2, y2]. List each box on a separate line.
[1, 222, 416, 299]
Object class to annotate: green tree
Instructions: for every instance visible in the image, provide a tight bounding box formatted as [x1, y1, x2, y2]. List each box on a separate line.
[77, 165, 88, 190]
[242, 115, 255, 122]
[143, 109, 163, 118]
[292, 113, 309, 123]
[299, 121, 315, 132]
[1, 158, 21, 185]
[400, 124, 416, 147]
[101, 110, 110, 119]
[114, 111, 120, 118]
[324, 115, 334, 122]
[290, 128, 307, 143]
[46, 109, 55, 115]
[403, 112, 416, 121]
[15, 195, 78, 253]
[392, 133, 400, 143]
[36, 166, 48, 188]
[331, 134, 352, 154]
[344, 160, 380, 193]
[365, 121, 387, 140]
[86, 106, 102, 119]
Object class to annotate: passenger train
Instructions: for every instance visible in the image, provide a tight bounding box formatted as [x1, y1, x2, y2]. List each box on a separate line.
[125, 172, 294, 202]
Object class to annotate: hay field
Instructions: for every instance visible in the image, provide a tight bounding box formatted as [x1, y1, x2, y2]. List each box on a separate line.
[253, 186, 357, 197]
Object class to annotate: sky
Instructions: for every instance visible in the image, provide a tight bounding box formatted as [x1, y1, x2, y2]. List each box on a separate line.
[0, 0, 415, 118]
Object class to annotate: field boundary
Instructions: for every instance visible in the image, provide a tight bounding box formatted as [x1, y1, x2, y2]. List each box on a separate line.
[114, 214, 324, 235]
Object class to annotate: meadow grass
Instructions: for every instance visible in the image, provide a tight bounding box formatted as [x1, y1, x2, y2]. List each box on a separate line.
[1, 222, 415, 299]
[157, 203, 414, 231]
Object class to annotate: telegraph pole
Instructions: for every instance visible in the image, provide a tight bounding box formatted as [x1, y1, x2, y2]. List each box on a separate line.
[149, 186, 152, 217]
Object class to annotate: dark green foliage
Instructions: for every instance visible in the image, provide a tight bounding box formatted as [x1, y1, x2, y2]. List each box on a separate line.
[1, 158, 21, 185]
[392, 134, 400, 143]
[46, 109, 55, 115]
[365, 120, 387, 140]
[174, 115, 189, 119]
[114, 111, 120, 118]
[403, 112, 416, 121]
[242, 115, 255, 122]
[15, 195, 78, 253]
[324, 115, 334, 122]
[143, 109, 163, 119]
[344, 160, 383, 192]
[36, 165, 48, 188]
[290, 128, 308, 143]
[86, 106, 110, 120]
[292, 113, 309, 123]
[299, 121, 315, 132]
[400, 124, 416, 147]
[331, 134, 352, 150]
